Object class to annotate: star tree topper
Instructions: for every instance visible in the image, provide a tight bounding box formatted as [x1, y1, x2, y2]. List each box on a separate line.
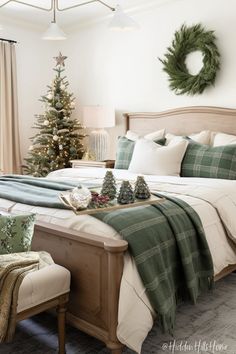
[54, 52, 67, 67]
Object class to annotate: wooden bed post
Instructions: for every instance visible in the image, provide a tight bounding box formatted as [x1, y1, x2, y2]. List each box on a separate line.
[105, 243, 127, 354]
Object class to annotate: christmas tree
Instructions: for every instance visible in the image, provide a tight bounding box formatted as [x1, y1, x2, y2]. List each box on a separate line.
[101, 171, 117, 200]
[134, 176, 151, 199]
[117, 181, 135, 205]
[24, 52, 85, 177]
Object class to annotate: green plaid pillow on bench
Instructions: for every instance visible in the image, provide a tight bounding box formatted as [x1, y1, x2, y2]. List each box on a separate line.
[181, 141, 236, 179]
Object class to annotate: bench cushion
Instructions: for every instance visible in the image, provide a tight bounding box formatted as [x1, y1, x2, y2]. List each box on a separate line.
[17, 264, 70, 313]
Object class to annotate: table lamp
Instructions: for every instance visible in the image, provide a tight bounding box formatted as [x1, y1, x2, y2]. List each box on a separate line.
[83, 106, 115, 161]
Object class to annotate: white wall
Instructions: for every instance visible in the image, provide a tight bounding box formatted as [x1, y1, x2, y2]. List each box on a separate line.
[2, 0, 236, 160]
[62, 0, 236, 158]
[0, 20, 61, 159]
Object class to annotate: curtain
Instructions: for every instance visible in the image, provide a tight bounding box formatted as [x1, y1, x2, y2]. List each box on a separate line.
[0, 41, 21, 174]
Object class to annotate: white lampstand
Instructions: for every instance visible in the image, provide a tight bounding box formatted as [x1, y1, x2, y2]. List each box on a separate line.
[90, 129, 110, 161]
[83, 106, 115, 161]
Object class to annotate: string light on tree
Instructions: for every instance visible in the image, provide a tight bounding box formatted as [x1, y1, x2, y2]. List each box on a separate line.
[24, 52, 86, 177]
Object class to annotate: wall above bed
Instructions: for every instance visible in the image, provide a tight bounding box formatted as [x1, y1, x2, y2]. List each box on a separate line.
[61, 0, 236, 158]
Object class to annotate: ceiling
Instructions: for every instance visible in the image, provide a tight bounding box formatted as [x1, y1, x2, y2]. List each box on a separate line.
[0, 0, 159, 30]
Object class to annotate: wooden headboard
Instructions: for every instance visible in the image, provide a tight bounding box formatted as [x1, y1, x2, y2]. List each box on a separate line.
[124, 106, 236, 136]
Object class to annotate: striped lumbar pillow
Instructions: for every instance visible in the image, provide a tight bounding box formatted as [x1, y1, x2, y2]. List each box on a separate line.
[181, 141, 236, 179]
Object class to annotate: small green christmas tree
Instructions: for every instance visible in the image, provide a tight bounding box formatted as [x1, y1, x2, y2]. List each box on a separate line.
[24, 52, 86, 177]
[101, 171, 117, 200]
[134, 176, 151, 199]
[117, 181, 135, 205]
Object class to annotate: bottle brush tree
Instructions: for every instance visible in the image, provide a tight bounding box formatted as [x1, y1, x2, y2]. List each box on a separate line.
[134, 176, 151, 199]
[117, 181, 135, 205]
[101, 171, 117, 200]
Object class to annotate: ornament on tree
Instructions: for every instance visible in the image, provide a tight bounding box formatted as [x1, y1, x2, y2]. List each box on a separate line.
[29, 145, 34, 151]
[101, 171, 117, 200]
[55, 102, 63, 109]
[117, 181, 135, 205]
[134, 176, 151, 200]
[43, 120, 50, 126]
[24, 52, 86, 177]
[47, 93, 53, 100]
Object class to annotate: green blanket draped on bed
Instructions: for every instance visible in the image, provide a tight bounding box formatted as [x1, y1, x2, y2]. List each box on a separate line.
[93, 194, 214, 332]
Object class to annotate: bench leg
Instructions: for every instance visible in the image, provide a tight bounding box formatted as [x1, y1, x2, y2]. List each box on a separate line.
[57, 301, 67, 354]
[110, 349, 123, 354]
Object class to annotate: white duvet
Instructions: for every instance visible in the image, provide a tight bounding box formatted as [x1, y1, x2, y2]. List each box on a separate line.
[1, 168, 236, 353]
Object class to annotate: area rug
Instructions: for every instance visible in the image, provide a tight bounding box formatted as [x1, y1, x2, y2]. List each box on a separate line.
[0, 274, 236, 354]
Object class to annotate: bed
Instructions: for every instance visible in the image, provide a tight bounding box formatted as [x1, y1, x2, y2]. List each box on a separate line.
[2, 106, 236, 354]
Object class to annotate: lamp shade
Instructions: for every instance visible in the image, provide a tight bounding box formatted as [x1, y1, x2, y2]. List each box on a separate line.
[83, 106, 115, 129]
[42, 22, 67, 40]
[108, 5, 140, 31]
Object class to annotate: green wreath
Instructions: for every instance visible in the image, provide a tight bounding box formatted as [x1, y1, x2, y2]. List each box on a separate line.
[159, 24, 220, 95]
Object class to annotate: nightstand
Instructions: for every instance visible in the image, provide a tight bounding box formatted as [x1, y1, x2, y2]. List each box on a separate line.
[70, 160, 115, 169]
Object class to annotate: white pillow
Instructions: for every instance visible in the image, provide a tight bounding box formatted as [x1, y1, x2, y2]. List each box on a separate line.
[125, 129, 165, 142]
[128, 138, 188, 176]
[125, 130, 139, 141]
[166, 130, 211, 145]
[213, 132, 236, 147]
[144, 129, 165, 141]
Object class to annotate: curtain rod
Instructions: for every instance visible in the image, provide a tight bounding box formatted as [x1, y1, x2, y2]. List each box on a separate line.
[0, 38, 17, 43]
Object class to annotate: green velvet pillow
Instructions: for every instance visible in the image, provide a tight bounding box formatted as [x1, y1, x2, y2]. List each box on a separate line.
[114, 136, 166, 170]
[0, 213, 36, 255]
[181, 141, 236, 179]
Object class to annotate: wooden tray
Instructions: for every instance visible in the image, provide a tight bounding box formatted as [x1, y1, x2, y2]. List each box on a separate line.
[59, 193, 165, 215]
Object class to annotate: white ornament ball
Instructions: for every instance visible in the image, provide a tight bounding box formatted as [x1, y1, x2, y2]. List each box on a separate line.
[47, 93, 53, 100]
[29, 145, 34, 151]
[43, 120, 50, 126]
[59, 144, 63, 150]
[53, 135, 59, 141]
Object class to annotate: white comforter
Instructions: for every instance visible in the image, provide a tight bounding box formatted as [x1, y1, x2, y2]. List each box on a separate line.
[1, 168, 236, 353]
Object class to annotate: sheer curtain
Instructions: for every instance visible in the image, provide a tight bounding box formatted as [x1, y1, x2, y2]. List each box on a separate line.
[0, 41, 21, 174]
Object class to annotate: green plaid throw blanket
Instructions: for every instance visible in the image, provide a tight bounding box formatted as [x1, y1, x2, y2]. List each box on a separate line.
[93, 193, 214, 332]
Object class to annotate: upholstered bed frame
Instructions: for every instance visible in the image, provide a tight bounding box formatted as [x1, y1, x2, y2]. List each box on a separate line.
[32, 106, 236, 354]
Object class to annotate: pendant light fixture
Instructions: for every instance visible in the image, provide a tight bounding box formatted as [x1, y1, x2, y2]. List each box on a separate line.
[0, 1, 140, 39]
[108, 5, 140, 31]
[42, 0, 66, 40]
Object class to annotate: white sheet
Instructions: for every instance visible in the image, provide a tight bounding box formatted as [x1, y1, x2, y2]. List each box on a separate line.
[1, 168, 236, 353]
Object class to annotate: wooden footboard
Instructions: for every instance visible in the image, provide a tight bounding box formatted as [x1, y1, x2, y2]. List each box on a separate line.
[31, 221, 236, 354]
[31, 222, 128, 354]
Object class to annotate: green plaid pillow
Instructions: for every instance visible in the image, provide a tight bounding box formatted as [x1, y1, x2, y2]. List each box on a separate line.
[115, 137, 135, 169]
[181, 141, 236, 179]
[115, 137, 166, 169]
[0, 213, 36, 255]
